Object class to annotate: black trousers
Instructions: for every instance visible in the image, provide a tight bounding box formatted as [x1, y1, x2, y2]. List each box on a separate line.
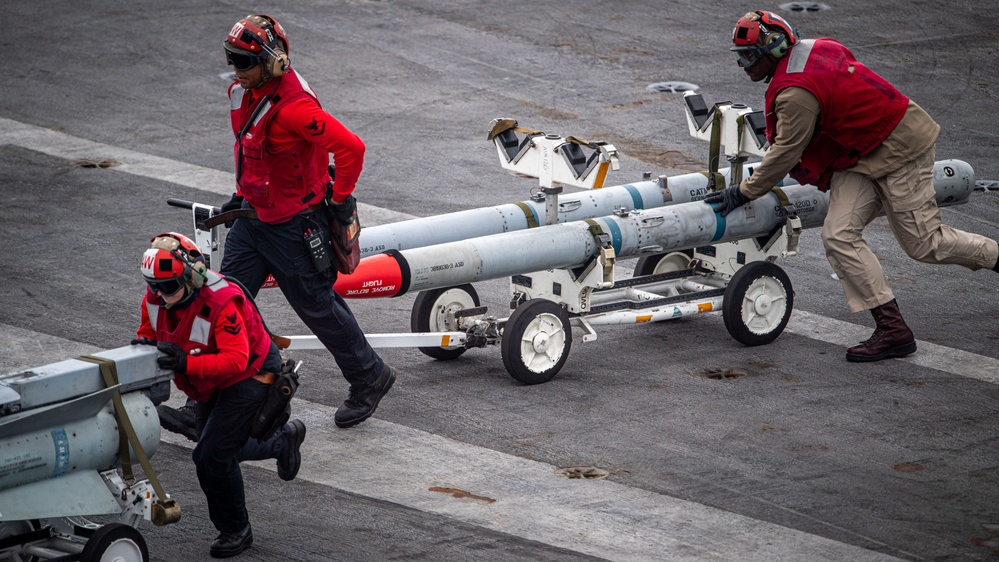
[220, 207, 383, 387]
[193, 377, 290, 534]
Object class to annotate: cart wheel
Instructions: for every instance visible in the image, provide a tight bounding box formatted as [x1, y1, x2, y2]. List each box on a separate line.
[501, 299, 572, 385]
[411, 284, 480, 360]
[80, 523, 149, 562]
[722, 261, 793, 346]
[0, 520, 43, 562]
[633, 250, 693, 276]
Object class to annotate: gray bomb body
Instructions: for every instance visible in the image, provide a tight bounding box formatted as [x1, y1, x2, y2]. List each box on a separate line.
[393, 160, 974, 295]
[0, 346, 170, 519]
[0, 392, 159, 495]
[358, 164, 796, 257]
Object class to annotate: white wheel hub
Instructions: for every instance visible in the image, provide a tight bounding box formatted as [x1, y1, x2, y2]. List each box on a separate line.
[519, 313, 566, 373]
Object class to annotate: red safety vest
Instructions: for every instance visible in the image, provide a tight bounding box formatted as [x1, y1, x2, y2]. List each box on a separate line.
[765, 38, 909, 190]
[230, 70, 331, 224]
[144, 271, 271, 401]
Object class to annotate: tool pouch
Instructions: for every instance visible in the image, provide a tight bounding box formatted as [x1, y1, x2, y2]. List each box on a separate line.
[249, 360, 300, 441]
[330, 209, 362, 275]
[325, 165, 362, 275]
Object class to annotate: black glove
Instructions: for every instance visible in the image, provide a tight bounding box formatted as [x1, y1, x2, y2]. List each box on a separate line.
[130, 336, 157, 346]
[704, 185, 751, 217]
[220, 193, 245, 228]
[156, 341, 188, 374]
[329, 194, 357, 224]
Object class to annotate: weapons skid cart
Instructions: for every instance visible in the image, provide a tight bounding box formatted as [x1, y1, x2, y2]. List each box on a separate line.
[0, 347, 180, 562]
[171, 93, 801, 385]
[433, 101, 799, 384]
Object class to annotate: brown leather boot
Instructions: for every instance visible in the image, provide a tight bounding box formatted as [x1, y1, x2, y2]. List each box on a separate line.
[846, 299, 917, 362]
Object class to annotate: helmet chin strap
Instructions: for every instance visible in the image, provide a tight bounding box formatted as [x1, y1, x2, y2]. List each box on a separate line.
[255, 68, 274, 89]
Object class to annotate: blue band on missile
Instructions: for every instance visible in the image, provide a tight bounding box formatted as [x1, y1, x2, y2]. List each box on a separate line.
[51, 428, 70, 478]
[602, 217, 624, 255]
[623, 184, 644, 209]
[711, 212, 726, 242]
[513, 201, 541, 228]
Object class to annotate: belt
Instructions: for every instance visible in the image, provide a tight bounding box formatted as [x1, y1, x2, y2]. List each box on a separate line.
[252, 371, 276, 384]
[203, 202, 326, 229]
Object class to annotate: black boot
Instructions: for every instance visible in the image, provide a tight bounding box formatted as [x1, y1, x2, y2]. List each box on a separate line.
[210, 523, 253, 558]
[277, 419, 306, 481]
[334, 365, 396, 428]
[846, 299, 917, 362]
[156, 404, 198, 442]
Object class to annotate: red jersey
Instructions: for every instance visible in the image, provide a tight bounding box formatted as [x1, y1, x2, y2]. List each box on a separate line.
[229, 69, 365, 223]
[137, 271, 272, 401]
[764, 38, 909, 190]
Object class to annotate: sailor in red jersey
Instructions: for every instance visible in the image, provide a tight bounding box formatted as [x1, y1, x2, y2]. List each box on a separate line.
[135, 232, 305, 558]
[707, 10, 999, 362]
[219, 14, 395, 429]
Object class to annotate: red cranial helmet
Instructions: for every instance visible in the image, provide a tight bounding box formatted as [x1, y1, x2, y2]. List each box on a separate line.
[224, 14, 290, 76]
[141, 232, 207, 296]
[731, 11, 798, 69]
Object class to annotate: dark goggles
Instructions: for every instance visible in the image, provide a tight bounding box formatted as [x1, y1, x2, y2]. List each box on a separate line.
[733, 46, 763, 69]
[146, 276, 185, 297]
[225, 49, 264, 71]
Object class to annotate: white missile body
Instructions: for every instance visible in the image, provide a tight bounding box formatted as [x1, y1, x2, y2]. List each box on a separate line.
[335, 160, 974, 298]
[357, 164, 797, 257]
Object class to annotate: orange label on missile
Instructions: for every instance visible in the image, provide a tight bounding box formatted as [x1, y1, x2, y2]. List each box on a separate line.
[334, 253, 403, 299]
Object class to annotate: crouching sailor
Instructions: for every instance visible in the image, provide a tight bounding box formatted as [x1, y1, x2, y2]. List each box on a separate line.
[133, 232, 306, 558]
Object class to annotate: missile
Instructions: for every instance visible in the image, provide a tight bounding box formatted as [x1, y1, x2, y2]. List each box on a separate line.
[334, 159, 975, 299]
[357, 163, 797, 257]
[0, 346, 171, 520]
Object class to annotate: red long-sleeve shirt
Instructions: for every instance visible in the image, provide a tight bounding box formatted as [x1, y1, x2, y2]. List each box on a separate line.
[245, 83, 365, 203]
[136, 298, 250, 380]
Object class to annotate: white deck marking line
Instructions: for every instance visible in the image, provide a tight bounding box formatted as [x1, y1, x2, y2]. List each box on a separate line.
[788, 310, 999, 385]
[0, 117, 234, 196]
[0, 117, 413, 225]
[0, 320, 908, 560]
[157, 388, 905, 562]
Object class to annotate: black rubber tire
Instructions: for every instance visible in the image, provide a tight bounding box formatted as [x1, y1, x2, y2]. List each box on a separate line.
[411, 284, 480, 360]
[633, 250, 694, 276]
[0, 520, 43, 562]
[501, 299, 572, 385]
[80, 523, 149, 562]
[722, 261, 793, 346]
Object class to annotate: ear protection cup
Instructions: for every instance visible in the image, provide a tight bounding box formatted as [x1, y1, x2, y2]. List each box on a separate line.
[189, 261, 208, 288]
[266, 47, 289, 77]
[764, 32, 790, 58]
[148, 233, 208, 289]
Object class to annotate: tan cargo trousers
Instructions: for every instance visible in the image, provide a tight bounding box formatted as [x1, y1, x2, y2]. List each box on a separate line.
[821, 148, 999, 313]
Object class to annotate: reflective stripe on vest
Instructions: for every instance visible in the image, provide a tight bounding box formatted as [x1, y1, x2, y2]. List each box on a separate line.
[229, 69, 330, 223]
[764, 38, 908, 188]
